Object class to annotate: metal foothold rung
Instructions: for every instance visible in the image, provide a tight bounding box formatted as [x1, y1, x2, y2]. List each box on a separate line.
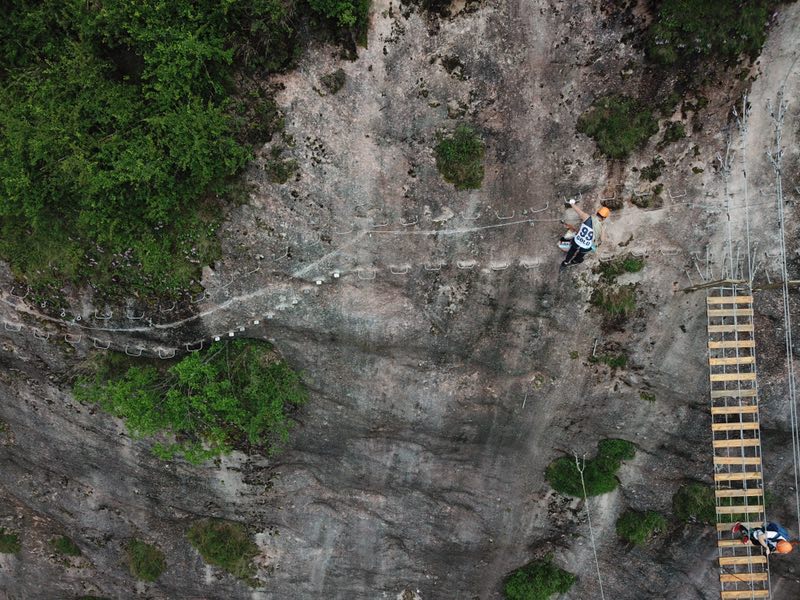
[126, 311, 145, 320]
[159, 302, 176, 313]
[33, 328, 51, 340]
[457, 260, 477, 270]
[520, 259, 539, 269]
[669, 189, 687, 199]
[125, 345, 143, 357]
[158, 348, 176, 359]
[424, 262, 445, 271]
[190, 292, 206, 303]
[65, 334, 82, 345]
[401, 218, 418, 227]
[390, 265, 410, 275]
[461, 211, 481, 221]
[3, 321, 22, 332]
[490, 262, 510, 271]
[92, 338, 111, 350]
[185, 341, 203, 352]
[9, 286, 29, 299]
[495, 209, 515, 220]
[94, 310, 113, 320]
[357, 269, 377, 280]
[333, 227, 354, 235]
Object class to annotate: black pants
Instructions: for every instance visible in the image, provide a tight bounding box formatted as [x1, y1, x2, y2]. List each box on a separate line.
[562, 241, 590, 266]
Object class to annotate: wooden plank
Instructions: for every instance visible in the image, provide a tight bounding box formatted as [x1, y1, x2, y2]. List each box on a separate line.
[710, 373, 757, 382]
[714, 456, 762, 465]
[711, 388, 757, 399]
[709, 340, 756, 348]
[720, 573, 769, 583]
[716, 521, 762, 531]
[708, 324, 754, 333]
[718, 539, 746, 547]
[715, 489, 763, 498]
[710, 356, 756, 366]
[712, 421, 760, 431]
[719, 555, 767, 565]
[708, 308, 754, 317]
[711, 405, 759, 415]
[707, 296, 754, 304]
[714, 438, 760, 448]
[716, 504, 764, 514]
[720, 591, 770, 599]
[714, 472, 763, 482]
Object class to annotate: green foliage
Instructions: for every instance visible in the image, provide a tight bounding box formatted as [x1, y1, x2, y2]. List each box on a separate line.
[545, 439, 636, 497]
[52, 535, 81, 556]
[0, 528, 21, 554]
[647, 0, 772, 65]
[591, 285, 637, 317]
[661, 122, 686, 146]
[0, 0, 308, 299]
[673, 482, 716, 524]
[577, 95, 658, 159]
[74, 340, 307, 463]
[434, 124, 485, 190]
[265, 147, 299, 184]
[187, 519, 258, 581]
[590, 352, 628, 369]
[503, 555, 576, 600]
[640, 157, 665, 182]
[616, 510, 667, 545]
[639, 390, 656, 402]
[321, 68, 347, 94]
[127, 539, 165, 582]
[308, 0, 371, 28]
[598, 255, 645, 283]
[569, 351, 580, 360]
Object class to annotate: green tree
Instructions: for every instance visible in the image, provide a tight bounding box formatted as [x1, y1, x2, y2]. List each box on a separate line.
[577, 95, 658, 159]
[187, 519, 258, 581]
[545, 439, 636, 497]
[434, 124, 485, 190]
[75, 340, 307, 463]
[504, 556, 575, 600]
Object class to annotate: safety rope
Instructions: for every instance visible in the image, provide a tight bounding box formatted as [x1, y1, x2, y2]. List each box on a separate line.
[574, 453, 606, 600]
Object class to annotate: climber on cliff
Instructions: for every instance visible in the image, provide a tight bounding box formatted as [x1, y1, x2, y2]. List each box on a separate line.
[558, 198, 610, 273]
[732, 522, 794, 555]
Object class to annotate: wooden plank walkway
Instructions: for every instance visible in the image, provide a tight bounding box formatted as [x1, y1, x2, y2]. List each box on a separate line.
[707, 288, 771, 600]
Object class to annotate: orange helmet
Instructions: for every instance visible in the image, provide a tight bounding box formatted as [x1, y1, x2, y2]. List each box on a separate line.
[597, 206, 611, 219]
[776, 540, 793, 554]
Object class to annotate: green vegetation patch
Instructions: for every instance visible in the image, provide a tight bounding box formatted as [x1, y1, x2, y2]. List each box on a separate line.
[0, 0, 365, 300]
[597, 255, 645, 283]
[640, 157, 665, 182]
[545, 439, 636, 497]
[673, 482, 716, 524]
[434, 124, 485, 190]
[503, 555, 575, 600]
[647, 0, 773, 66]
[660, 122, 686, 146]
[0, 528, 21, 554]
[616, 510, 667, 545]
[590, 352, 628, 369]
[187, 519, 258, 582]
[74, 340, 307, 463]
[321, 68, 347, 94]
[639, 390, 656, 402]
[265, 147, 299, 184]
[52, 535, 81, 557]
[127, 539, 166, 582]
[591, 284, 637, 319]
[577, 95, 658, 159]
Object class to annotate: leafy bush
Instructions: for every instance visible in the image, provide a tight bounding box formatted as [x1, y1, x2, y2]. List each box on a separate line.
[321, 68, 347, 94]
[504, 555, 575, 600]
[590, 352, 628, 369]
[187, 519, 258, 581]
[673, 482, 716, 524]
[639, 390, 656, 402]
[647, 0, 772, 65]
[265, 147, 299, 184]
[591, 285, 637, 317]
[308, 0, 371, 28]
[640, 157, 666, 182]
[434, 124, 485, 190]
[127, 539, 166, 582]
[0, 528, 21, 554]
[597, 255, 645, 283]
[661, 122, 686, 146]
[616, 510, 667, 545]
[546, 439, 636, 497]
[577, 95, 658, 159]
[74, 340, 307, 463]
[52, 535, 81, 557]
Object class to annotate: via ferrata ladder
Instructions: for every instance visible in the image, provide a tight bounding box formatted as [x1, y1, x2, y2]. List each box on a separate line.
[707, 287, 771, 600]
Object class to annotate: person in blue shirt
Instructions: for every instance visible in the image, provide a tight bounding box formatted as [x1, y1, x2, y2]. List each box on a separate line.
[559, 199, 610, 272]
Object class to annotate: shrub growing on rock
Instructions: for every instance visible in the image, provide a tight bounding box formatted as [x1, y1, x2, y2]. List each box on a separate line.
[672, 482, 716, 524]
[545, 439, 636, 497]
[187, 519, 258, 581]
[127, 539, 165, 582]
[434, 124, 485, 190]
[0, 528, 21, 554]
[52, 535, 81, 556]
[577, 95, 658, 159]
[616, 510, 668, 545]
[75, 340, 307, 463]
[503, 555, 575, 600]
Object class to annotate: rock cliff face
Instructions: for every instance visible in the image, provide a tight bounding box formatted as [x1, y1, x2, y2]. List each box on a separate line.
[2, 1, 800, 599]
